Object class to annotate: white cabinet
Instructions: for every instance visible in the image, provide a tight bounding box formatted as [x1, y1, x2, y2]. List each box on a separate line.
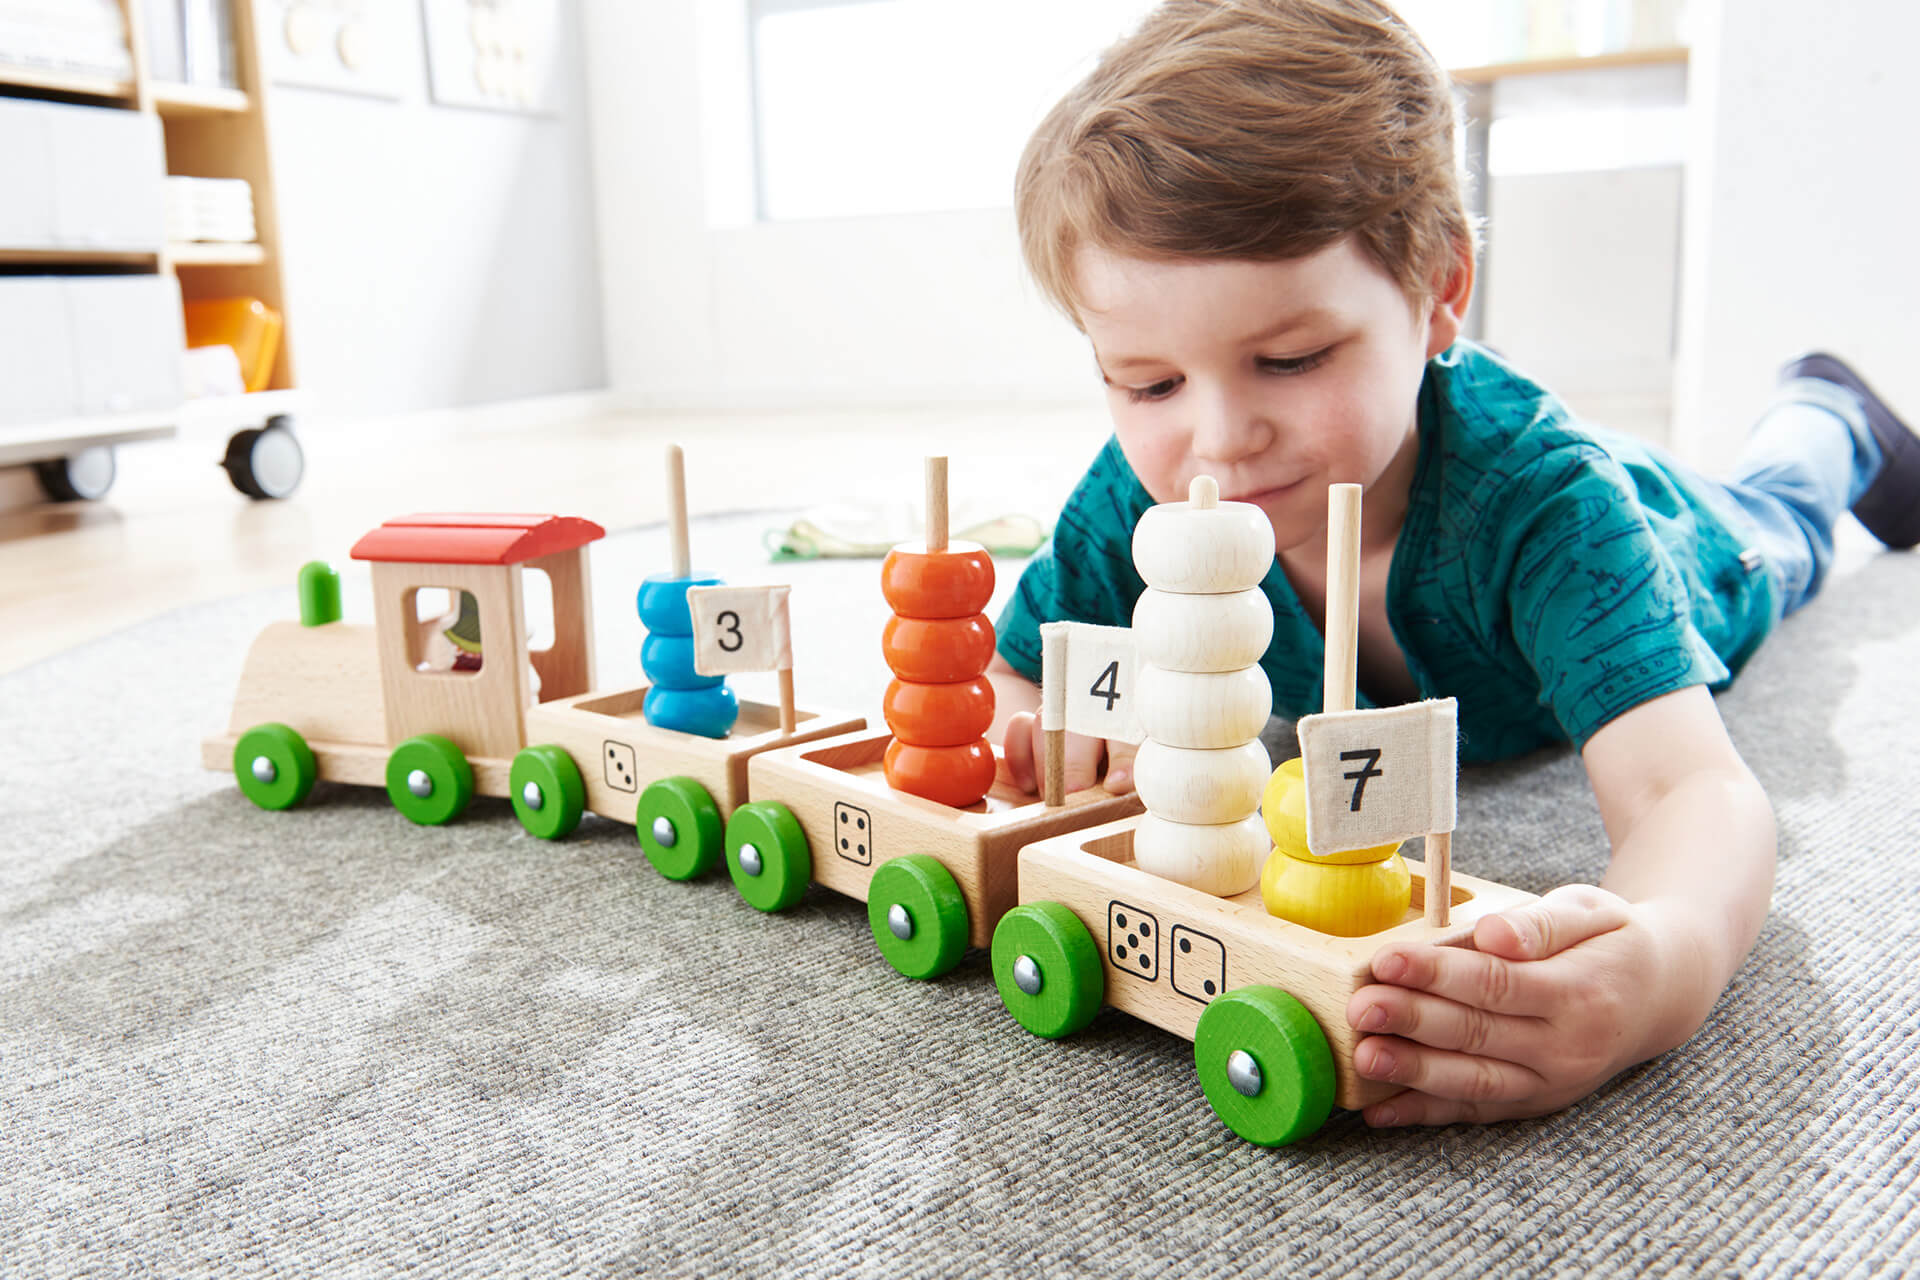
[0, 275, 184, 425]
[0, 98, 165, 251]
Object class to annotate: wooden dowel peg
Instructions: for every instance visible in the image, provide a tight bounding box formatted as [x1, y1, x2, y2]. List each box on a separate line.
[926, 456, 949, 553]
[1324, 483, 1361, 715]
[1044, 728, 1066, 808]
[778, 667, 797, 736]
[1424, 830, 1452, 928]
[667, 443, 691, 580]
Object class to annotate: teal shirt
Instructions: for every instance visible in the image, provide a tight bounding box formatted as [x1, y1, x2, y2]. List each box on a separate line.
[997, 342, 1780, 764]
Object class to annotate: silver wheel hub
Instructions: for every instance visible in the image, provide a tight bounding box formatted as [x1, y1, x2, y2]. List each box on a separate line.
[1012, 955, 1042, 996]
[1227, 1050, 1263, 1098]
[407, 768, 434, 798]
[250, 755, 277, 784]
[738, 842, 763, 876]
[521, 781, 544, 811]
[887, 903, 914, 940]
[651, 815, 677, 847]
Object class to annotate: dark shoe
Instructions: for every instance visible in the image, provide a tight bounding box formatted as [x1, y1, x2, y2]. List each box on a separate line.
[1780, 352, 1920, 548]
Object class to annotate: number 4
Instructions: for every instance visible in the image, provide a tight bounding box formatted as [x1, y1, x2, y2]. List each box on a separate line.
[1089, 660, 1121, 712]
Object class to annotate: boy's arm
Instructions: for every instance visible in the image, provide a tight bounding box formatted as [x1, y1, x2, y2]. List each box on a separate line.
[1344, 684, 1776, 1126]
[987, 655, 1138, 796]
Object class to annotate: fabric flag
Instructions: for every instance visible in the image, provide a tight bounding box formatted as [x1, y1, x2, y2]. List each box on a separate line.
[1040, 621, 1144, 744]
[687, 585, 793, 675]
[1296, 698, 1458, 856]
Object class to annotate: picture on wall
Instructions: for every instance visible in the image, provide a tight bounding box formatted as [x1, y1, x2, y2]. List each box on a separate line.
[263, 0, 410, 99]
[421, 0, 559, 115]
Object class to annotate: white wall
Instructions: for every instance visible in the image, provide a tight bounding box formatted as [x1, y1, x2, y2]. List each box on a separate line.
[267, 2, 605, 420]
[582, 0, 1096, 410]
[1674, 0, 1920, 466]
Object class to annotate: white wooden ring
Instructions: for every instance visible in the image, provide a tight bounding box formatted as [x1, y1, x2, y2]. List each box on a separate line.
[1132, 587, 1273, 672]
[1132, 811, 1267, 896]
[1132, 738, 1272, 826]
[1136, 663, 1271, 749]
[1131, 499, 1274, 594]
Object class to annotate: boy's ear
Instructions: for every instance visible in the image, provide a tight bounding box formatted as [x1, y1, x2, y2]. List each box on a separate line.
[1422, 241, 1476, 359]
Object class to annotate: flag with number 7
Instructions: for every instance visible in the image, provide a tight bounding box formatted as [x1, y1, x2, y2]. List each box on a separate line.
[1295, 698, 1457, 856]
[687, 585, 794, 674]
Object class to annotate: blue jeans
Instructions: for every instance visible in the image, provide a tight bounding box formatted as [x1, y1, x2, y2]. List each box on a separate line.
[1721, 376, 1885, 618]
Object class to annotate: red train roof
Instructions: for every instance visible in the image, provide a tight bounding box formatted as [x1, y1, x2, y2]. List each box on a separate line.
[349, 514, 606, 566]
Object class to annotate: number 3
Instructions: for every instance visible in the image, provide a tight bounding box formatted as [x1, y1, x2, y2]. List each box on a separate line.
[717, 609, 744, 652]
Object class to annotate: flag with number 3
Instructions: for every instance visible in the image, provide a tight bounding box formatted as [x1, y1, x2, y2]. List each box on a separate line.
[1296, 698, 1457, 856]
[687, 585, 793, 675]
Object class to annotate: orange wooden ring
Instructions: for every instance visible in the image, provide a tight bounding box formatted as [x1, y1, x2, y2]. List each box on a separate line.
[881, 613, 996, 684]
[883, 677, 996, 747]
[884, 738, 997, 809]
[881, 542, 995, 619]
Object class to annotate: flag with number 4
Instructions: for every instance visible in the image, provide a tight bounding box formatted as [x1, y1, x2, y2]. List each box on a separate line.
[1296, 698, 1457, 856]
[687, 585, 793, 675]
[1040, 621, 1144, 744]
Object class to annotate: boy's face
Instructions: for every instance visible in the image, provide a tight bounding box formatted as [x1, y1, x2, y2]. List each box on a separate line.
[1073, 235, 1465, 558]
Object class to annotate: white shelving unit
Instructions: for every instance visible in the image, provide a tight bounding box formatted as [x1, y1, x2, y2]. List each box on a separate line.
[0, 0, 305, 501]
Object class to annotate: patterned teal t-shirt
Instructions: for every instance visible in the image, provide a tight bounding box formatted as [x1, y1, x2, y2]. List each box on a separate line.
[996, 342, 1780, 764]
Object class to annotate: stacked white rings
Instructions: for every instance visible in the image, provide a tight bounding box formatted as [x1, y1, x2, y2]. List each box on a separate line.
[1127, 476, 1276, 895]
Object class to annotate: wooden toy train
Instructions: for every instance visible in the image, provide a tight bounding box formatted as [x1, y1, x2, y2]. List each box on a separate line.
[205, 449, 1534, 1147]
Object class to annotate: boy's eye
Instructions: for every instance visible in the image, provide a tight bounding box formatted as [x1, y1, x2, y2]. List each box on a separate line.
[1256, 349, 1331, 376]
[1123, 376, 1183, 404]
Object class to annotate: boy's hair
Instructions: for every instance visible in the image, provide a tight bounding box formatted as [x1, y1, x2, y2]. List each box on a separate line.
[1016, 0, 1474, 325]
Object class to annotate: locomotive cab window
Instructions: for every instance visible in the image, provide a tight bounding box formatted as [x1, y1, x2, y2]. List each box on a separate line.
[408, 587, 484, 676]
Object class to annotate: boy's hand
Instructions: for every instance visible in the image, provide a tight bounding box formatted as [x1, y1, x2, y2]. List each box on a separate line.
[1345, 884, 1674, 1127]
[1001, 709, 1138, 796]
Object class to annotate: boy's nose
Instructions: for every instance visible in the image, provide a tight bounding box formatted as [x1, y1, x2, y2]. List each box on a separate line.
[1189, 386, 1273, 464]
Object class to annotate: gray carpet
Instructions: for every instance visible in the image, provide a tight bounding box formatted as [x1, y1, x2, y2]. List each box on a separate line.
[5, 511, 1919, 1278]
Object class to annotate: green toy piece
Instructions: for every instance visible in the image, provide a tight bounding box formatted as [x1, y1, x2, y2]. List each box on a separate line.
[991, 901, 1104, 1039]
[296, 561, 342, 627]
[384, 733, 474, 826]
[866, 854, 970, 980]
[232, 722, 318, 810]
[509, 744, 586, 840]
[723, 801, 811, 912]
[637, 776, 724, 879]
[1193, 985, 1336, 1147]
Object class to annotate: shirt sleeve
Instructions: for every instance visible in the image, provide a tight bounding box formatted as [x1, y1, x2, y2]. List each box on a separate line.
[1483, 443, 1731, 750]
[995, 438, 1154, 683]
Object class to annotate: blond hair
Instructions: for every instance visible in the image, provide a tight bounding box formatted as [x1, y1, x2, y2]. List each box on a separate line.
[1016, 0, 1474, 324]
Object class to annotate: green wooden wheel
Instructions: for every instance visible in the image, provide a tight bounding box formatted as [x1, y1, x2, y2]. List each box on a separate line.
[867, 854, 969, 980]
[233, 722, 317, 811]
[1193, 985, 1336, 1147]
[509, 744, 586, 840]
[724, 801, 810, 912]
[384, 734, 474, 826]
[990, 901, 1104, 1039]
[637, 776, 724, 880]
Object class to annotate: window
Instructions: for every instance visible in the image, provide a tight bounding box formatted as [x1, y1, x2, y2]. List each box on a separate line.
[741, 0, 1692, 221]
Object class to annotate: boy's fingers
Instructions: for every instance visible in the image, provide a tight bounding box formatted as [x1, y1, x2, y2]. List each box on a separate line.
[1474, 885, 1630, 961]
[1346, 985, 1549, 1061]
[1103, 738, 1138, 795]
[1368, 943, 1561, 1018]
[1004, 711, 1038, 792]
[1351, 1035, 1547, 1105]
[1062, 730, 1106, 794]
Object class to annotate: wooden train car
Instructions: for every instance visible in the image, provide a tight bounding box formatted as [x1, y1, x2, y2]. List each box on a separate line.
[202, 512, 863, 870]
[723, 727, 1140, 978]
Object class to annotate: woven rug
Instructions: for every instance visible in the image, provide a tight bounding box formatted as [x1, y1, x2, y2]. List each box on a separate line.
[4, 511, 1918, 1278]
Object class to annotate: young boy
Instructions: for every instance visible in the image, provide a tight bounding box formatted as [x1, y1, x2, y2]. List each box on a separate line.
[986, 0, 1920, 1130]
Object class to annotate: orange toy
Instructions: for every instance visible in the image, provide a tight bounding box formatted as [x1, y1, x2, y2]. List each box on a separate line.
[881, 458, 997, 808]
[183, 297, 284, 394]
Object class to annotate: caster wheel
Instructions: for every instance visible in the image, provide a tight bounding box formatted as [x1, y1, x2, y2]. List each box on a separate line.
[223, 422, 304, 500]
[34, 446, 116, 502]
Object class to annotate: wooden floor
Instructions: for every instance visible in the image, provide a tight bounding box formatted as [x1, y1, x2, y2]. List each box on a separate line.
[0, 399, 1113, 674]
